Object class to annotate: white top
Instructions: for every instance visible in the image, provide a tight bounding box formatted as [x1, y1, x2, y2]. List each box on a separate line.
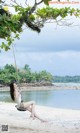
[14, 83, 22, 106]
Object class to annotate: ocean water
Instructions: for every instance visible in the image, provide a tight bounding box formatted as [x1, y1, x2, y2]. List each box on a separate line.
[22, 89, 80, 110]
[0, 84, 80, 110]
[53, 82, 80, 87]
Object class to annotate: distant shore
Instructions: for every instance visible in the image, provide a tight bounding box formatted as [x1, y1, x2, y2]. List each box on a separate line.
[0, 82, 80, 91]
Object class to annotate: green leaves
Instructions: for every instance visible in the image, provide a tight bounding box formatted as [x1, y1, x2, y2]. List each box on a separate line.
[0, 42, 10, 51]
[0, 34, 20, 51]
[29, 14, 35, 21]
[44, 0, 51, 5]
[37, 6, 80, 19]
[0, 64, 53, 84]
[0, 0, 80, 51]
[14, 5, 31, 14]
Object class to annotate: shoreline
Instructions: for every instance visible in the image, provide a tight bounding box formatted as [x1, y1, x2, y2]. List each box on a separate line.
[0, 84, 80, 91]
[0, 102, 80, 133]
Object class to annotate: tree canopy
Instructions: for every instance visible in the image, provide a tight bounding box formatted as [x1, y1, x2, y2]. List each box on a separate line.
[0, 64, 53, 85]
[0, 0, 80, 51]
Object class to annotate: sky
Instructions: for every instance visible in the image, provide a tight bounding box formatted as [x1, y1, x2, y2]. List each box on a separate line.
[0, 0, 80, 76]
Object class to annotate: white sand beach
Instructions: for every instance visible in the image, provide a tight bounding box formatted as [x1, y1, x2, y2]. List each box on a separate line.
[0, 102, 80, 133]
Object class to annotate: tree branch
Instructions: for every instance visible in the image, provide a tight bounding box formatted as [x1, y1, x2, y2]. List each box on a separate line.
[11, 0, 23, 7]
[25, 0, 28, 6]
[36, 0, 44, 5]
[35, 0, 37, 4]
[27, 0, 44, 16]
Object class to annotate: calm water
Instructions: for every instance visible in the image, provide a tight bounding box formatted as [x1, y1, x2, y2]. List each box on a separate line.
[0, 89, 80, 110]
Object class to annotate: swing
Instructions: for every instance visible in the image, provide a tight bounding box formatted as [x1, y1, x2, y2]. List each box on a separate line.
[15, 105, 27, 111]
[12, 44, 27, 112]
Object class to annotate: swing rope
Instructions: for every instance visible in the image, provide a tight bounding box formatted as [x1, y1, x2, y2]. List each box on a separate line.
[12, 44, 27, 111]
[12, 44, 21, 90]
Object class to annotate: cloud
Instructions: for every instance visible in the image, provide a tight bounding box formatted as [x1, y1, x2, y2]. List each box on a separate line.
[11, 23, 80, 53]
[0, 50, 80, 76]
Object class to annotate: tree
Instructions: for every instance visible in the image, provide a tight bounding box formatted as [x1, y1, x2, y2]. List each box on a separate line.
[0, 64, 53, 84]
[0, 64, 17, 84]
[39, 70, 53, 82]
[0, 0, 80, 50]
[24, 64, 31, 72]
[4, 64, 16, 73]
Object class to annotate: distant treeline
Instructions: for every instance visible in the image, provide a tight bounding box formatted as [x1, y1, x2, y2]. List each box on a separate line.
[0, 64, 80, 85]
[0, 64, 53, 85]
[53, 76, 80, 83]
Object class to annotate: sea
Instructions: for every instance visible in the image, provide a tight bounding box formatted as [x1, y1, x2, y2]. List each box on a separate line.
[0, 83, 80, 110]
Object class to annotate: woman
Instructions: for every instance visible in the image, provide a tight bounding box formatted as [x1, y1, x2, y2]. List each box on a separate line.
[10, 82, 46, 122]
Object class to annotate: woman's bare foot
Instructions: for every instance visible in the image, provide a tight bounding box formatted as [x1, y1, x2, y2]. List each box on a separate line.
[41, 119, 48, 122]
[30, 114, 35, 120]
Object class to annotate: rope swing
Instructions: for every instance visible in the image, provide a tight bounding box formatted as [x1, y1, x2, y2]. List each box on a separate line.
[12, 44, 20, 86]
[11, 44, 27, 111]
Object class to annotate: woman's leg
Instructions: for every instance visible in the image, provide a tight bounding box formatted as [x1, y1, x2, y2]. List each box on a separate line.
[26, 106, 47, 122]
[23, 101, 46, 122]
[28, 101, 35, 119]
[23, 101, 35, 119]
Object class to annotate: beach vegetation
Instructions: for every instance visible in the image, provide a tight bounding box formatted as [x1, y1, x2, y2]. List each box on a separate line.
[0, 0, 80, 51]
[0, 64, 53, 85]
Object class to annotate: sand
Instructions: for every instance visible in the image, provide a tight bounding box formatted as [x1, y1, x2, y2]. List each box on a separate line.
[0, 84, 80, 133]
[0, 102, 80, 133]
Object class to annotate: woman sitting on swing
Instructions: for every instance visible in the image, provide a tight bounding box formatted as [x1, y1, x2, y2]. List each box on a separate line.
[10, 82, 46, 122]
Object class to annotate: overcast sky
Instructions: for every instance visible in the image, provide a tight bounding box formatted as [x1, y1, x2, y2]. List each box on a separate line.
[0, 1, 80, 76]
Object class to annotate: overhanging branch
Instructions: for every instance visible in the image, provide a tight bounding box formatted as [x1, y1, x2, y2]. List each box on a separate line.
[36, 0, 44, 5]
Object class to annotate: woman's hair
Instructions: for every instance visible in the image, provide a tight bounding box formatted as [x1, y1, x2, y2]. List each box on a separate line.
[10, 82, 15, 101]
